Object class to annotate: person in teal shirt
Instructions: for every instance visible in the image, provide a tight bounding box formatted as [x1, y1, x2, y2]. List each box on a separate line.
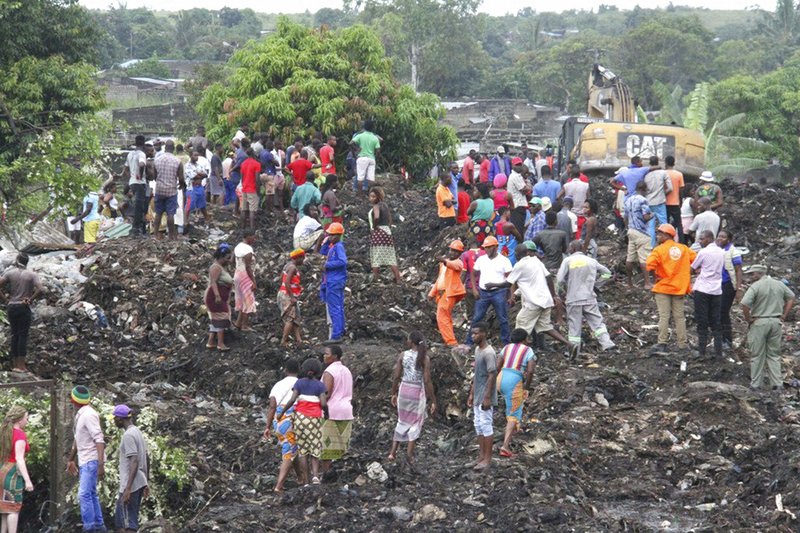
[290, 172, 322, 220]
[352, 120, 381, 193]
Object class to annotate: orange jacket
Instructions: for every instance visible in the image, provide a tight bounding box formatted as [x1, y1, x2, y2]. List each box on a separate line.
[429, 259, 466, 300]
[646, 241, 697, 295]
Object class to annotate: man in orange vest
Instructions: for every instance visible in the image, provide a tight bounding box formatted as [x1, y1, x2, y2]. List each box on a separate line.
[646, 224, 697, 354]
[429, 240, 467, 346]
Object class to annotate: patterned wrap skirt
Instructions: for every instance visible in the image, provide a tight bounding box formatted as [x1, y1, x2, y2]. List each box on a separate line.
[369, 225, 398, 267]
[293, 413, 323, 458]
[498, 368, 526, 429]
[0, 462, 23, 514]
[320, 419, 353, 460]
[205, 282, 232, 332]
[277, 291, 301, 327]
[470, 219, 494, 246]
[273, 406, 298, 461]
[233, 271, 257, 314]
[393, 381, 426, 442]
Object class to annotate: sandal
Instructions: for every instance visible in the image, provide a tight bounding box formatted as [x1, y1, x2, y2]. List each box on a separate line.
[499, 449, 515, 458]
[217, 346, 231, 352]
[311, 476, 321, 485]
[205, 344, 216, 349]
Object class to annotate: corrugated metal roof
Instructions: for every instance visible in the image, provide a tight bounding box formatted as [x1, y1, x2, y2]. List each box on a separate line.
[0, 222, 77, 254]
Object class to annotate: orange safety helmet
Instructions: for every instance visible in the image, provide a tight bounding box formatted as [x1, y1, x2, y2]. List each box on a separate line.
[327, 222, 345, 235]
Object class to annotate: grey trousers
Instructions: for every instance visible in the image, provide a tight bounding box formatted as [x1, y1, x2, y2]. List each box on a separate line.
[567, 302, 615, 350]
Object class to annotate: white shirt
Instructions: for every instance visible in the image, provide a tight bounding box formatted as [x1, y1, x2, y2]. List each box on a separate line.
[535, 158, 549, 181]
[689, 210, 720, 237]
[293, 216, 322, 243]
[474, 254, 512, 290]
[681, 197, 694, 217]
[507, 255, 553, 309]
[234, 242, 254, 272]
[507, 170, 528, 208]
[126, 149, 146, 185]
[270, 376, 298, 407]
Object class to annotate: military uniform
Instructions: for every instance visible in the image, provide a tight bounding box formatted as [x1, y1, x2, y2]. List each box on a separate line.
[741, 276, 795, 388]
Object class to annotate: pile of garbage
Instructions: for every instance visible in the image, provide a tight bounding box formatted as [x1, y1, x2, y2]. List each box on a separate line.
[12, 175, 800, 530]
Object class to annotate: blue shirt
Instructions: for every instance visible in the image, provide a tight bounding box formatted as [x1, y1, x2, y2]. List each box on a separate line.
[321, 240, 348, 285]
[721, 243, 743, 284]
[624, 194, 651, 234]
[259, 150, 276, 175]
[615, 167, 649, 199]
[231, 147, 246, 180]
[525, 210, 547, 241]
[489, 156, 511, 181]
[448, 173, 460, 212]
[533, 179, 562, 204]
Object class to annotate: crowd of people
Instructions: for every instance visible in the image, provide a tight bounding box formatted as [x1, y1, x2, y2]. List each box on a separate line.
[2, 124, 797, 522]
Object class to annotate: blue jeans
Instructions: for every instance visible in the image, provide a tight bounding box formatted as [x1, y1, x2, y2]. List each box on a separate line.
[352, 176, 369, 193]
[322, 281, 346, 340]
[79, 460, 106, 532]
[648, 203, 668, 247]
[466, 289, 510, 345]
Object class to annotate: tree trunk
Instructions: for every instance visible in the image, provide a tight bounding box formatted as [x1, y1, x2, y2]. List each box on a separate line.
[410, 41, 419, 93]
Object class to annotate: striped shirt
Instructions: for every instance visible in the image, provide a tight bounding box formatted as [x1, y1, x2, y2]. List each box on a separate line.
[500, 342, 535, 372]
[153, 153, 181, 197]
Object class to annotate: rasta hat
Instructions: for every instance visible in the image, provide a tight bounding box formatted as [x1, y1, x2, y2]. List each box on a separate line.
[482, 236, 499, 248]
[327, 222, 345, 235]
[112, 404, 132, 418]
[699, 171, 714, 182]
[449, 239, 465, 252]
[289, 248, 306, 259]
[656, 223, 677, 237]
[511, 157, 524, 166]
[71, 386, 91, 405]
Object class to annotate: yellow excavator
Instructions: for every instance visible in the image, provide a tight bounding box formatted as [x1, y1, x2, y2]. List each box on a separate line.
[558, 64, 705, 177]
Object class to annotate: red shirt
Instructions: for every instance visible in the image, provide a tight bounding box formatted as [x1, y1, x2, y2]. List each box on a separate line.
[320, 145, 336, 175]
[240, 158, 261, 194]
[287, 159, 313, 186]
[462, 156, 474, 185]
[456, 191, 471, 224]
[479, 159, 490, 183]
[579, 173, 589, 184]
[7, 428, 28, 462]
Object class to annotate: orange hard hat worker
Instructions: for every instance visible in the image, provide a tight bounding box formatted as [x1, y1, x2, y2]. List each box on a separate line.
[482, 236, 499, 248]
[449, 239, 464, 252]
[656, 223, 676, 238]
[327, 222, 345, 235]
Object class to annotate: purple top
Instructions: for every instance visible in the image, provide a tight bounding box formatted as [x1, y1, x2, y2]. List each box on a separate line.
[324, 361, 353, 420]
[691, 242, 725, 295]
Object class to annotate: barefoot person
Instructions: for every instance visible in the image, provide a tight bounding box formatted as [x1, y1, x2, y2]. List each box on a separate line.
[496, 329, 535, 458]
[278, 249, 306, 347]
[0, 254, 43, 373]
[0, 406, 33, 533]
[468, 322, 497, 470]
[282, 358, 328, 485]
[368, 187, 402, 283]
[204, 243, 233, 351]
[263, 359, 301, 491]
[389, 332, 436, 464]
[233, 230, 257, 332]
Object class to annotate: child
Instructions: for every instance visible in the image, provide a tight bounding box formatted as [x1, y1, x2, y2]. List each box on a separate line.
[283, 358, 328, 485]
[468, 322, 497, 470]
[320, 174, 343, 230]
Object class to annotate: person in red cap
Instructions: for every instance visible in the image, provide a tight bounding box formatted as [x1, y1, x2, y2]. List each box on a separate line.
[507, 157, 531, 236]
[428, 240, 466, 346]
[646, 223, 697, 354]
[466, 236, 513, 345]
[279, 249, 306, 347]
[113, 404, 149, 533]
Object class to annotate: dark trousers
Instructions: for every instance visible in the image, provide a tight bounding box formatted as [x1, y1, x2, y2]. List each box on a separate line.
[510, 206, 528, 238]
[439, 216, 456, 228]
[466, 289, 510, 345]
[694, 291, 722, 356]
[667, 205, 683, 242]
[720, 280, 736, 344]
[8, 304, 32, 360]
[130, 183, 147, 235]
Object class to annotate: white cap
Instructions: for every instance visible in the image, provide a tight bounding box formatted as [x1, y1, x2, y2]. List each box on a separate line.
[541, 197, 553, 212]
[699, 171, 714, 182]
[496, 145, 505, 153]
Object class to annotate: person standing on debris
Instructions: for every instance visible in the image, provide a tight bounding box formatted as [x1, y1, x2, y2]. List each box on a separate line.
[429, 240, 466, 346]
[496, 328, 535, 458]
[533, 165, 561, 206]
[460, 237, 486, 316]
[320, 135, 337, 176]
[534, 211, 568, 273]
[0, 254, 43, 374]
[282, 358, 328, 485]
[524, 198, 546, 242]
[495, 207, 522, 265]
[185, 150, 210, 228]
[468, 322, 497, 470]
[489, 146, 511, 183]
[209, 143, 226, 208]
[507, 157, 531, 236]
[741, 265, 795, 390]
[264, 358, 301, 491]
[646, 224, 696, 354]
[66, 386, 106, 533]
[611, 156, 649, 200]
[389, 331, 436, 465]
[643, 156, 673, 247]
[320, 223, 348, 342]
[239, 148, 261, 230]
[112, 405, 148, 533]
[234, 230, 258, 332]
[368, 187, 402, 284]
[456, 181, 471, 225]
[436, 173, 456, 228]
[321, 346, 354, 471]
[581, 199, 599, 258]
[71, 188, 101, 244]
[461, 150, 476, 186]
[664, 156, 685, 242]
[680, 183, 697, 246]
[625, 180, 654, 289]
[557, 197, 577, 239]
[691, 230, 726, 358]
[125, 135, 148, 237]
[352, 120, 381, 193]
[205, 243, 233, 351]
[467, 183, 495, 246]
[556, 240, 616, 355]
[466, 237, 512, 346]
[687, 197, 720, 249]
[716, 230, 744, 348]
[0, 406, 33, 533]
[278, 249, 305, 347]
[152, 140, 185, 240]
[694, 171, 723, 211]
[320, 174, 343, 230]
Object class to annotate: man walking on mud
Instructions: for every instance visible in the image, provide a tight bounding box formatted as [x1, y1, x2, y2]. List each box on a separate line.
[740, 264, 795, 390]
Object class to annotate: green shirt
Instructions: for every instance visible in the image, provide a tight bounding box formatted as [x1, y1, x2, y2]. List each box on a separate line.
[741, 275, 795, 318]
[290, 183, 322, 215]
[352, 131, 381, 159]
[471, 198, 494, 222]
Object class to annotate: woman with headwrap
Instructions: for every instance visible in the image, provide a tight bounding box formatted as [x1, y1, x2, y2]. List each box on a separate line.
[0, 406, 33, 533]
[205, 243, 233, 351]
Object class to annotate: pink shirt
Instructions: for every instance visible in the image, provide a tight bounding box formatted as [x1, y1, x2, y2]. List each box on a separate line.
[74, 405, 105, 466]
[324, 361, 353, 420]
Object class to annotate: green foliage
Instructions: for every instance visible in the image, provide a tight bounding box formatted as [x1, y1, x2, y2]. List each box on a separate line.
[0, 388, 50, 484]
[684, 83, 710, 132]
[197, 20, 457, 177]
[125, 56, 171, 79]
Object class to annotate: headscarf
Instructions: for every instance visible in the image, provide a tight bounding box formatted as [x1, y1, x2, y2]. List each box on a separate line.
[493, 173, 507, 188]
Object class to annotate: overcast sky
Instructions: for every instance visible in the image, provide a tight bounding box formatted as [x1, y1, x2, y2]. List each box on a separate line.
[80, 0, 765, 14]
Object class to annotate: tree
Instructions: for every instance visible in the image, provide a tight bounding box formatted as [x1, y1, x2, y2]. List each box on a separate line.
[197, 20, 457, 178]
[125, 56, 171, 79]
